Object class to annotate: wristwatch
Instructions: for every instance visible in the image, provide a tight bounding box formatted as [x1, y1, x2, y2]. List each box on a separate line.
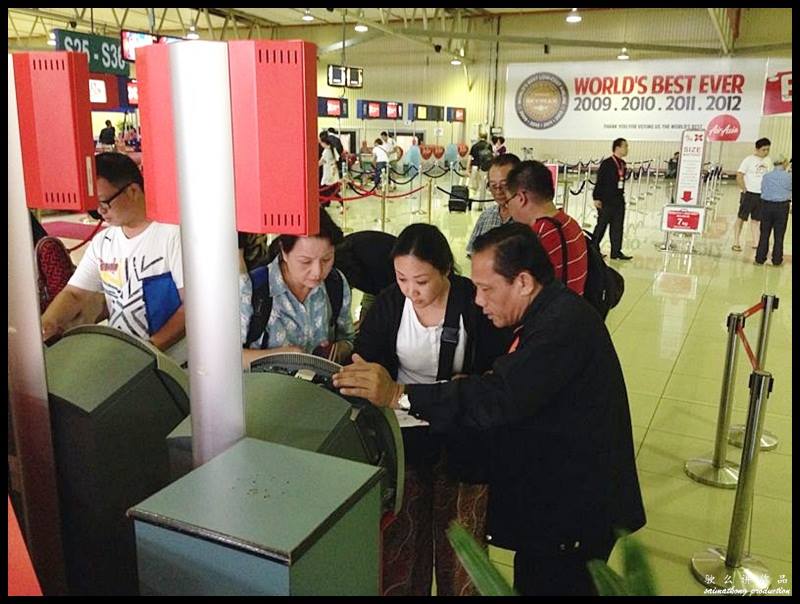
[397, 393, 411, 411]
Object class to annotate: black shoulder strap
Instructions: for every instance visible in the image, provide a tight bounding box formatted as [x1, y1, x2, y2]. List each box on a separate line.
[246, 267, 344, 349]
[324, 268, 344, 341]
[437, 281, 464, 381]
[540, 216, 569, 285]
[245, 270, 273, 349]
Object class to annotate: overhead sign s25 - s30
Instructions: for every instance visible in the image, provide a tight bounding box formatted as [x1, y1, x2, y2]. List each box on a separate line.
[55, 29, 129, 76]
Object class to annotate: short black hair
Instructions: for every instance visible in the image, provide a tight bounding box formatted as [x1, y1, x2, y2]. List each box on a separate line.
[391, 223, 456, 275]
[380, 131, 388, 137]
[269, 208, 343, 259]
[755, 137, 771, 149]
[489, 153, 521, 171]
[473, 223, 554, 286]
[506, 160, 554, 202]
[613, 138, 627, 152]
[95, 152, 144, 192]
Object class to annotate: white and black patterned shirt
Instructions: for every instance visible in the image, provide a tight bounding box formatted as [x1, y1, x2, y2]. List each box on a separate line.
[69, 222, 183, 339]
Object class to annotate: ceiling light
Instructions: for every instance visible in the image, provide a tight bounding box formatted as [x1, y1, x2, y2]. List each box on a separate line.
[47, 31, 56, 46]
[617, 47, 630, 60]
[186, 26, 200, 40]
[354, 9, 368, 32]
[450, 57, 462, 66]
[566, 8, 582, 24]
[302, 9, 314, 22]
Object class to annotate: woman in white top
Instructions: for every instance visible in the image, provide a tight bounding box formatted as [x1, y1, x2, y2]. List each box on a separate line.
[353, 224, 511, 596]
[319, 134, 340, 187]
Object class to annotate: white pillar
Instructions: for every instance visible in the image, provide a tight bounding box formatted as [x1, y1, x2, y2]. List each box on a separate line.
[7, 54, 68, 594]
[169, 42, 245, 466]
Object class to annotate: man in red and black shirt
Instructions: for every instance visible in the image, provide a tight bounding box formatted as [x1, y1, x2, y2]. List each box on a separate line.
[592, 138, 632, 260]
[505, 160, 588, 295]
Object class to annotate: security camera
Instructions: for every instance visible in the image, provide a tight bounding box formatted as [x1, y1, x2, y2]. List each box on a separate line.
[69, 20, 77, 28]
[434, 44, 442, 53]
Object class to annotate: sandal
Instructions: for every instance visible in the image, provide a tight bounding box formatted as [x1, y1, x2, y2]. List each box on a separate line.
[731, 245, 742, 252]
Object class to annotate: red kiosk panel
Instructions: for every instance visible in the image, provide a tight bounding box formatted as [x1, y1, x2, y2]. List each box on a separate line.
[228, 40, 319, 235]
[13, 52, 97, 212]
[137, 44, 180, 224]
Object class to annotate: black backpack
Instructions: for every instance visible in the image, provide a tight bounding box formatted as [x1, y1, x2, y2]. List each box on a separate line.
[541, 217, 624, 320]
[244, 263, 344, 348]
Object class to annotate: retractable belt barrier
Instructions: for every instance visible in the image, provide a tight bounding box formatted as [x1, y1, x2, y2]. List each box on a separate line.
[686, 294, 781, 594]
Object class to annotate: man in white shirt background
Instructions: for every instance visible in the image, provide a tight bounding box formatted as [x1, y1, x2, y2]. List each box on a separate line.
[732, 137, 773, 252]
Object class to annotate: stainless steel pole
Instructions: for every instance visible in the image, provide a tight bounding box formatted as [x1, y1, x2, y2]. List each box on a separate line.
[685, 313, 743, 487]
[691, 371, 774, 593]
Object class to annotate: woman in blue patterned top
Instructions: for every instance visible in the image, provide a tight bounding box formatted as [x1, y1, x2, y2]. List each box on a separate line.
[241, 209, 354, 367]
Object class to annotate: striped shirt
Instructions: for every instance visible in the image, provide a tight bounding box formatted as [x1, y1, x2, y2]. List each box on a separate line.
[532, 211, 588, 296]
[466, 204, 513, 254]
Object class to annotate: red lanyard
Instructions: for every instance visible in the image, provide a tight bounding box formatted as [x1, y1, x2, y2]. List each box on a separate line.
[508, 327, 523, 353]
[611, 155, 625, 180]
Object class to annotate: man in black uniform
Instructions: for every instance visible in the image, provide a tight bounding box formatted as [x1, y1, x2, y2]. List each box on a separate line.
[98, 120, 116, 147]
[593, 138, 633, 260]
[334, 223, 646, 596]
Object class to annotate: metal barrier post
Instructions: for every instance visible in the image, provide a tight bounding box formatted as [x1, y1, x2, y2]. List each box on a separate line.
[685, 313, 743, 487]
[641, 162, 650, 201]
[652, 155, 662, 199]
[581, 163, 592, 227]
[426, 179, 433, 224]
[691, 370, 774, 593]
[729, 295, 779, 450]
[380, 168, 389, 230]
[561, 163, 570, 213]
[341, 192, 351, 233]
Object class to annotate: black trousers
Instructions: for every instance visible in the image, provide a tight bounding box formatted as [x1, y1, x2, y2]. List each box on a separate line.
[593, 202, 626, 255]
[755, 202, 790, 265]
[513, 535, 616, 596]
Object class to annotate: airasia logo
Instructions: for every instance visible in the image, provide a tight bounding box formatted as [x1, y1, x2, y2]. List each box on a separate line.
[706, 114, 741, 141]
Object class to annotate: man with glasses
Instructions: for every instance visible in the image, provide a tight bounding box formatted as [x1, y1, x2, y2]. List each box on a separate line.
[466, 154, 520, 256]
[42, 153, 185, 353]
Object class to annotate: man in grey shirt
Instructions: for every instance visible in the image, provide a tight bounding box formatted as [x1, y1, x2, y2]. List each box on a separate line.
[466, 154, 520, 256]
[755, 154, 792, 266]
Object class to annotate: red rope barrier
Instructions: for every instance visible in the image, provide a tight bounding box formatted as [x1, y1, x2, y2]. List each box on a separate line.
[736, 326, 759, 370]
[742, 300, 765, 318]
[348, 181, 427, 199]
[382, 185, 427, 199]
[66, 219, 104, 252]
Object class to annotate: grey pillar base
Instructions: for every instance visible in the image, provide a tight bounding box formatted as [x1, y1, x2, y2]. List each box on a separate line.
[684, 457, 739, 488]
[691, 546, 771, 593]
[728, 425, 779, 451]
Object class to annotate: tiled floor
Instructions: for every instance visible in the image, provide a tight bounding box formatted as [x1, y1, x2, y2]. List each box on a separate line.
[44, 170, 792, 595]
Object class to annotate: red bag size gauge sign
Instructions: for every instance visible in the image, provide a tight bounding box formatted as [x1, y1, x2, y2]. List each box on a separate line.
[661, 206, 706, 234]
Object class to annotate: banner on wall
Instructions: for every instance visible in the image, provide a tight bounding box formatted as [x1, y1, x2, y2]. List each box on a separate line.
[763, 59, 792, 116]
[504, 58, 791, 142]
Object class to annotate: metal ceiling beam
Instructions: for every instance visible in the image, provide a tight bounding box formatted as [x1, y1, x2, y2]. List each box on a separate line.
[318, 31, 384, 56]
[732, 43, 793, 55]
[397, 27, 724, 56]
[331, 8, 427, 51]
[707, 8, 730, 55]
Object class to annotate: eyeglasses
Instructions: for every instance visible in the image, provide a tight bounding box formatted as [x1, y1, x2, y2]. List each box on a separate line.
[488, 181, 508, 192]
[97, 183, 132, 211]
